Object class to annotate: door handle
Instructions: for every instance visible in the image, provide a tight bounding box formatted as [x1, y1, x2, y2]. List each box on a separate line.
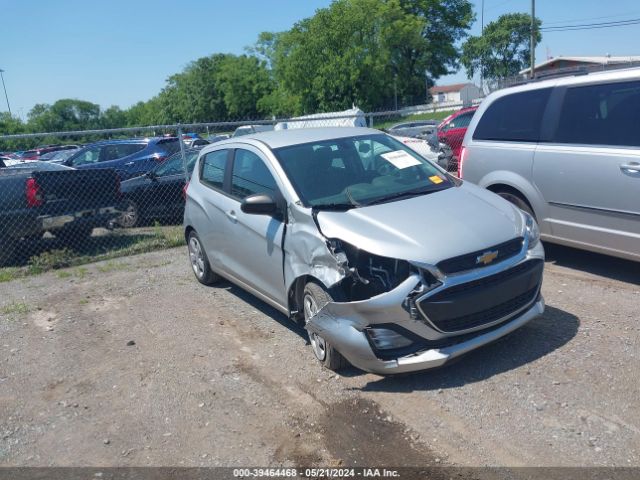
[124, 162, 135, 166]
[225, 210, 237, 221]
[620, 162, 640, 174]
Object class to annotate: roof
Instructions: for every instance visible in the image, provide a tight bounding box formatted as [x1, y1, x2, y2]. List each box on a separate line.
[207, 127, 381, 150]
[520, 55, 640, 74]
[430, 83, 474, 94]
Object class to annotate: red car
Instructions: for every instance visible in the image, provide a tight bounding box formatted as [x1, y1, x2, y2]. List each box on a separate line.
[437, 106, 478, 161]
[20, 144, 80, 161]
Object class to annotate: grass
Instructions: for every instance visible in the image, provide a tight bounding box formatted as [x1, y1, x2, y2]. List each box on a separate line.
[1, 302, 31, 316]
[0, 225, 184, 283]
[373, 110, 456, 131]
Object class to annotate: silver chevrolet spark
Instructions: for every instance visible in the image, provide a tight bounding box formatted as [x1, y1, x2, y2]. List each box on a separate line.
[184, 127, 545, 374]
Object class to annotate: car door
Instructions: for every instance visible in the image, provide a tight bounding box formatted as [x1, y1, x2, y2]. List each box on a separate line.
[195, 148, 232, 274]
[100, 143, 149, 179]
[145, 151, 198, 219]
[219, 147, 286, 307]
[533, 80, 640, 258]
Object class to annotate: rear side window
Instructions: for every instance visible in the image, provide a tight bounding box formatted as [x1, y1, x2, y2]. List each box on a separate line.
[101, 143, 146, 161]
[200, 150, 228, 190]
[158, 138, 181, 154]
[553, 80, 640, 147]
[473, 88, 551, 142]
[231, 149, 277, 199]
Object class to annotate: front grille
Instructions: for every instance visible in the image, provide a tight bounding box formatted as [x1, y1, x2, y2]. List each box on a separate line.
[437, 237, 524, 274]
[418, 259, 543, 333]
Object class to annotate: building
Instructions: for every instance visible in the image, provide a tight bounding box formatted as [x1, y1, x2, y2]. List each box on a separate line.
[430, 83, 483, 106]
[520, 55, 640, 77]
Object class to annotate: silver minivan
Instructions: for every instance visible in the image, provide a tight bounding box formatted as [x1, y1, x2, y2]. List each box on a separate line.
[184, 127, 544, 374]
[461, 68, 640, 262]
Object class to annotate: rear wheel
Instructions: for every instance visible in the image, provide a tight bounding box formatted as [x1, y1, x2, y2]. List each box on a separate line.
[118, 200, 139, 228]
[303, 282, 349, 372]
[187, 230, 220, 285]
[495, 190, 535, 219]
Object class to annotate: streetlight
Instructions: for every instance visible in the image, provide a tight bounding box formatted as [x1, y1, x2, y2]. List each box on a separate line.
[0, 69, 11, 116]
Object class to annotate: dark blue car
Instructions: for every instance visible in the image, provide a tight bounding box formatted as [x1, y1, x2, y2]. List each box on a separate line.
[63, 137, 181, 180]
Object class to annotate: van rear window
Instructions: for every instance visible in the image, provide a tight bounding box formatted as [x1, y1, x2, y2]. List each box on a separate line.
[473, 88, 551, 142]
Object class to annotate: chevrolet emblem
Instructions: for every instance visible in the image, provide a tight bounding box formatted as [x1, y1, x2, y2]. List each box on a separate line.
[476, 250, 499, 265]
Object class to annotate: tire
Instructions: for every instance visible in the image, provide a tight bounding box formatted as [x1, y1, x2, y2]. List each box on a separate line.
[302, 282, 350, 372]
[495, 190, 535, 219]
[118, 200, 139, 228]
[56, 225, 93, 248]
[187, 230, 220, 285]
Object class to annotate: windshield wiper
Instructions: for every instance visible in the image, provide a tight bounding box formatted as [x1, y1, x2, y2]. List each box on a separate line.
[363, 185, 447, 206]
[311, 203, 357, 211]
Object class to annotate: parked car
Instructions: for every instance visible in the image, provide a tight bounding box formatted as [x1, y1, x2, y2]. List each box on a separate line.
[437, 106, 478, 163]
[184, 127, 544, 374]
[117, 148, 201, 228]
[232, 125, 274, 137]
[207, 133, 231, 143]
[63, 137, 181, 180]
[386, 120, 439, 138]
[461, 68, 640, 262]
[20, 144, 80, 160]
[39, 149, 80, 163]
[0, 161, 121, 265]
[181, 133, 210, 148]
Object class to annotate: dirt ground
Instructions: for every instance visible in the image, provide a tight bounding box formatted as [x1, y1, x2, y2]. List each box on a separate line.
[0, 243, 638, 467]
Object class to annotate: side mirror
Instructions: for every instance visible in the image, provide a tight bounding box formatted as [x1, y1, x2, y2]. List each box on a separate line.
[146, 171, 157, 181]
[241, 193, 278, 216]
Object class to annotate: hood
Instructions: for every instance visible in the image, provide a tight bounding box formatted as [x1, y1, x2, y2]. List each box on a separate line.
[315, 182, 524, 265]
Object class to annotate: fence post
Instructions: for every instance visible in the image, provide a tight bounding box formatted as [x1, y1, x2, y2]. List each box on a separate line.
[368, 114, 373, 128]
[177, 124, 188, 181]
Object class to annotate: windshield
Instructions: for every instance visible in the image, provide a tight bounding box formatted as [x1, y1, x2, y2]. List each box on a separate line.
[154, 151, 198, 176]
[273, 134, 451, 209]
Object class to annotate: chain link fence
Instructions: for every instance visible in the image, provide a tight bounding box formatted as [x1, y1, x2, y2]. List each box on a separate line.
[0, 107, 470, 276]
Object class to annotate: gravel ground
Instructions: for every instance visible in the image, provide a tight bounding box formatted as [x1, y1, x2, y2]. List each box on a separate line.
[0, 243, 638, 467]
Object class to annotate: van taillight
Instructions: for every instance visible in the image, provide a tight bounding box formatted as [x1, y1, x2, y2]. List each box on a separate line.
[182, 181, 189, 200]
[458, 146, 468, 178]
[26, 178, 43, 207]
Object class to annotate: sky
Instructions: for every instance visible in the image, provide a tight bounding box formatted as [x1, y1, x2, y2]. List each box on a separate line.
[1, 0, 640, 120]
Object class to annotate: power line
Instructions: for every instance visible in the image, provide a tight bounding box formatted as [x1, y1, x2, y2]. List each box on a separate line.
[540, 18, 640, 32]
[543, 11, 640, 25]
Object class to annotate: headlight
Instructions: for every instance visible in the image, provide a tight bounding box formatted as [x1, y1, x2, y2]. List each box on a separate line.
[366, 328, 413, 350]
[523, 212, 540, 249]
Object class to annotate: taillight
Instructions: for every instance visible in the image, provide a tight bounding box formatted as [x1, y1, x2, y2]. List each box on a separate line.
[458, 146, 468, 178]
[182, 181, 189, 200]
[26, 178, 43, 207]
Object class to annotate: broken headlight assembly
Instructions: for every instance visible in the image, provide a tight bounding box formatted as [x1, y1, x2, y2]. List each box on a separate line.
[327, 239, 414, 301]
[523, 212, 540, 249]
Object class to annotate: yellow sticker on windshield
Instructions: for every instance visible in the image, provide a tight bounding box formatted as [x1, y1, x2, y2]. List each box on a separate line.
[429, 175, 444, 184]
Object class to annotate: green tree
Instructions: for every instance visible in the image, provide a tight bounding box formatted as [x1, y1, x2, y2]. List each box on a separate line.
[258, 0, 473, 112]
[27, 99, 101, 132]
[461, 13, 541, 81]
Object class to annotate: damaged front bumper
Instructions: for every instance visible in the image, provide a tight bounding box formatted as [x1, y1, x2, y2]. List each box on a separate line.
[306, 247, 545, 375]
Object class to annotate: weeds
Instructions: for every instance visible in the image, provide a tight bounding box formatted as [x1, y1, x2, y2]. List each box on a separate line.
[0, 226, 184, 282]
[1, 302, 31, 315]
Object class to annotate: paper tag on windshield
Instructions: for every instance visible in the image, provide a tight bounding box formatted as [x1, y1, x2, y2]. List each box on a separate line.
[380, 150, 421, 169]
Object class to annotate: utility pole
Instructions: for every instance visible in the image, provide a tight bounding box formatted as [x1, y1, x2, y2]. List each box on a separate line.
[530, 0, 536, 79]
[0, 69, 11, 116]
[480, 0, 484, 91]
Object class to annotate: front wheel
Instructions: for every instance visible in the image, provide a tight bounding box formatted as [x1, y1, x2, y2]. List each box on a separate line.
[118, 200, 139, 228]
[495, 190, 535, 218]
[303, 282, 349, 372]
[187, 230, 220, 285]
